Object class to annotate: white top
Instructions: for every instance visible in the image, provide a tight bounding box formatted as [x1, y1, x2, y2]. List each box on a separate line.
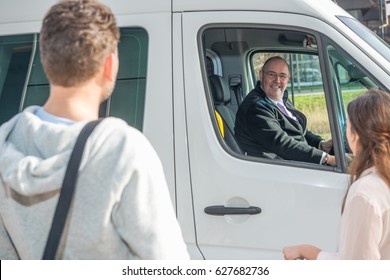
[318, 167, 390, 259]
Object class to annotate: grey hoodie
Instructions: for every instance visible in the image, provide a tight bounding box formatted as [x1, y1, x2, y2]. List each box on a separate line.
[0, 106, 189, 260]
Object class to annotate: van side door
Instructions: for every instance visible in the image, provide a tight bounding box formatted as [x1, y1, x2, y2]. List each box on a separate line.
[178, 10, 389, 259]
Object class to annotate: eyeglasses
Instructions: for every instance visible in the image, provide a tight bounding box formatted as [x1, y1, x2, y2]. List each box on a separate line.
[264, 71, 289, 82]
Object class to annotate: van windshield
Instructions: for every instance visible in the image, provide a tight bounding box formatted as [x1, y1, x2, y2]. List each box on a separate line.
[337, 16, 390, 61]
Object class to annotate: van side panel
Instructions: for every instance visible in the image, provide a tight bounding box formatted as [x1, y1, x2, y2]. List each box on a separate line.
[0, 0, 171, 24]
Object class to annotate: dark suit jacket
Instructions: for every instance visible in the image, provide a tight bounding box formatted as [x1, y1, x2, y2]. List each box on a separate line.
[234, 81, 324, 164]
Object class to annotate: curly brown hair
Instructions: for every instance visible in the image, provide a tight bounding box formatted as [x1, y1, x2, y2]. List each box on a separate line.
[40, 0, 119, 87]
[341, 89, 390, 213]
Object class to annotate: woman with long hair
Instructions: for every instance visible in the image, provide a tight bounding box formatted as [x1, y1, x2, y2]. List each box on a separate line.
[283, 89, 390, 260]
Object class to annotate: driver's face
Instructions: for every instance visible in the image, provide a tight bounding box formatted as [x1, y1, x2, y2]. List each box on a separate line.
[261, 59, 290, 101]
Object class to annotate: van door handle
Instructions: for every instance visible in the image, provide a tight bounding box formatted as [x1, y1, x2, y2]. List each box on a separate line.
[204, 205, 262, 216]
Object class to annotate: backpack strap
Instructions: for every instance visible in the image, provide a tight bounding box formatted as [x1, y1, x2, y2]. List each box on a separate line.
[42, 119, 102, 260]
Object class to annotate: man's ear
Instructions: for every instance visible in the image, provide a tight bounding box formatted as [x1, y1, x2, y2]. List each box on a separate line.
[259, 69, 263, 82]
[103, 53, 116, 81]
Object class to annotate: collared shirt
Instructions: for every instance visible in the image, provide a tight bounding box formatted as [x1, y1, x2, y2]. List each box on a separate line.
[268, 98, 297, 121]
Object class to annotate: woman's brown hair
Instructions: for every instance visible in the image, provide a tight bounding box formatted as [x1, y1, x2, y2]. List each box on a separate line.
[343, 89, 390, 211]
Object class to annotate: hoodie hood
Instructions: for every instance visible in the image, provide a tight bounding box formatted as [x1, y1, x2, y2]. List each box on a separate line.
[0, 106, 87, 196]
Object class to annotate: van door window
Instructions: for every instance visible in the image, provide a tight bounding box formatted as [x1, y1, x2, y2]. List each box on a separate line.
[326, 43, 382, 163]
[102, 28, 148, 130]
[202, 27, 339, 168]
[201, 26, 389, 170]
[0, 28, 148, 130]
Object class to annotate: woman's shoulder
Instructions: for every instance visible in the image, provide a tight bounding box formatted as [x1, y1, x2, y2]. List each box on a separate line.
[349, 168, 390, 208]
[354, 168, 387, 188]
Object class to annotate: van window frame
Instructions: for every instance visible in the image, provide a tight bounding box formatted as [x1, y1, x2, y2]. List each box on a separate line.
[199, 24, 344, 171]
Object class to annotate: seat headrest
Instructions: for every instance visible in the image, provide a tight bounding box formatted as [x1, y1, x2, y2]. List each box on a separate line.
[209, 75, 231, 104]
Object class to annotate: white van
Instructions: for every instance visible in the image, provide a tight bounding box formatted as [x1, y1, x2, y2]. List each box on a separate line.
[1, 0, 389, 259]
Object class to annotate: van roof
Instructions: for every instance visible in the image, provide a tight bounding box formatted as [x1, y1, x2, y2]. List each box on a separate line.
[173, 0, 346, 16]
[0, 0, 351, 29]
